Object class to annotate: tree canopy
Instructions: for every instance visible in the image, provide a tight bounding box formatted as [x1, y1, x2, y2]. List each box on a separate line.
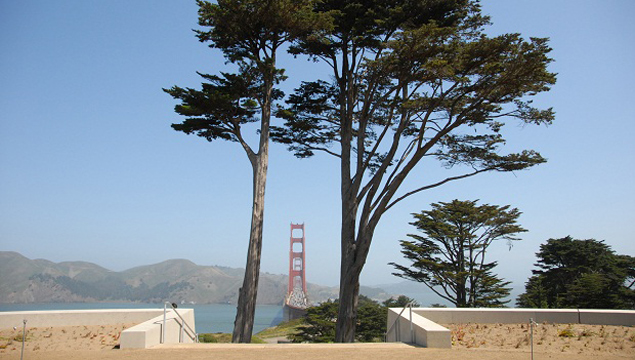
[271, 0, 555, 341]
[163, 0, 327, 343]
[390, 199, 525, 307]
[517, 236, 635, 309]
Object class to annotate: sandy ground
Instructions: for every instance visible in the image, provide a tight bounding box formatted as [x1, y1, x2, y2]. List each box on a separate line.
[445, 323, 635, 358]
[1, 322, 633, 360]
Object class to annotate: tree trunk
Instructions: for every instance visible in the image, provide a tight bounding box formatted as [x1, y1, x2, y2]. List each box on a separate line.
[232, 145, 269, 343]
[231, 58, 274, 342]
[335, 256, 361, 342]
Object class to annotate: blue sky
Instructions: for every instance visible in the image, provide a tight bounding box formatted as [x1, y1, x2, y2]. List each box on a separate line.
[1, 1, 634, 299]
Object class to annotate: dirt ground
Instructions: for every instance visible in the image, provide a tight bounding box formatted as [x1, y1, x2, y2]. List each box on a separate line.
[445, 322, 635, 356]
[1, 322, 633, 360]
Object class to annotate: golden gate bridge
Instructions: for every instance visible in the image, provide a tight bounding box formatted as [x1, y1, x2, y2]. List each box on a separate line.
[283, 223, 309, 321]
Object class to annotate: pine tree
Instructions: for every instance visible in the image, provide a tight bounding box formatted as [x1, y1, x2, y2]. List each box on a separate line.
[390, 200, 525, 307]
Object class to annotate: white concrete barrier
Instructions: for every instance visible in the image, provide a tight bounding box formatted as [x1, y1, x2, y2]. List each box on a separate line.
[0, 309, 165, 328]
[579, 309, 635, 326]
[386, 308, 635, 348]
[120, 308, 196, 349]
[0, 308, 197, 349]
[413, 308, 635, 326]
[386, 308, 451, 348]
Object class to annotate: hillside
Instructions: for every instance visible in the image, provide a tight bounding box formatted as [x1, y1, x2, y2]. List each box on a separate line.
[0, 252, 391, 305]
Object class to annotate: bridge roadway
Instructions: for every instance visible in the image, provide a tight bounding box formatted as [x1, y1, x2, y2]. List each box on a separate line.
[6, 343, 624, 360]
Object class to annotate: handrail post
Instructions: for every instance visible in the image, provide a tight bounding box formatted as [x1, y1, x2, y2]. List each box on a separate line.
[530, 318, 535, 360]
[180, 318, 184, 343]
[409, 306, 413, 344]
[20, 319, 27, 360]
[162, 302, 167, 344]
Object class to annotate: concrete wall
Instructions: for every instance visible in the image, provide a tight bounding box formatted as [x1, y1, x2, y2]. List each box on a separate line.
[0, 309, 165, 328]
[119, 308, 196, 349]
[386, 308, 451, 348]
[0, 308, 197, 349]
[412, 308, 635, 326]
[386, 308, 635, 348]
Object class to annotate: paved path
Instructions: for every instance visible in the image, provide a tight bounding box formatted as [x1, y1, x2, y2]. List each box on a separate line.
[4, 343, 630, 360]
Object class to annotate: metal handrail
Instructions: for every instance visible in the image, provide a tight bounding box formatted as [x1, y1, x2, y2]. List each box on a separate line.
[384, 300, 416, 343]
[162, 302, 199, 343]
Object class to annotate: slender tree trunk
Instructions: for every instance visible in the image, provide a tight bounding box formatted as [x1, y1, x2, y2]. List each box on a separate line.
[232, 153, 268, 343]
[232, 74, 272, 342]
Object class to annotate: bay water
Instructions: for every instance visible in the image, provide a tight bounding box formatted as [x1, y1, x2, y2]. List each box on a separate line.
[0, 303, 284, 334]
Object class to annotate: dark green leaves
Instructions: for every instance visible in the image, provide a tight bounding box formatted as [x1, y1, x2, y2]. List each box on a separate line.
[390, 199, 526, 307]
[290, 297, 388, 342]
[517, 237, 635, 309]
[274, 0, 556, 190]
[197, 0, 331, 64]
[164, 70, 260, 142]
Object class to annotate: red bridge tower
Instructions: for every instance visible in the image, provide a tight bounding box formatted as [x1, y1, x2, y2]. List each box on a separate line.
[284, 223, 309, 320]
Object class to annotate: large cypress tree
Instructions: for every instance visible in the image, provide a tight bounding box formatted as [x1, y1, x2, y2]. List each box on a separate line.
[164, 0, 326, 342]
[272, 0, 556, 341]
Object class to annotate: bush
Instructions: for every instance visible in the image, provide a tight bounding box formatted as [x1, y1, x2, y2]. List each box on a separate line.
[291, 296, 395, 342]
[198, 333, 219, 343]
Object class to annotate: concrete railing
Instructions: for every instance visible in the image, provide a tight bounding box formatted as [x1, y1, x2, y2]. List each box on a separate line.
[386, 308, 451, 348]
[120, 308, 196, 348]
[0, 308, 196, 349]
[386, 307, 635, 348]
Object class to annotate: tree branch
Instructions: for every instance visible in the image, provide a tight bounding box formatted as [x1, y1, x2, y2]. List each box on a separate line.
[385, 168, 490, 212]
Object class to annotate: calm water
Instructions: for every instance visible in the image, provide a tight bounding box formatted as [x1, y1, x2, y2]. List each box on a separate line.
[0, 303, 284, 334]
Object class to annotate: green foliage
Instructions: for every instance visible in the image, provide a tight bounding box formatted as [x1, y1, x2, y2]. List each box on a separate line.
[430, 303, 447, 308]
[517, 237, 635, 309]
[355, 299, 388, 342]
[291, 297, 388, 342]
[198, 333, 220, 343]
[198, 332, 251, 343]
[382, 295, 420, 308]
[272, 1, 555, 176]
[166, 0, 330, 148]
[290, 300, 338, 343]
[390, 199, 525, 307]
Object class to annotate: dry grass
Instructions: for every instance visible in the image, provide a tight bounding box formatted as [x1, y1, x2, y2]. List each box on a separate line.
[445, 323, 635, 356]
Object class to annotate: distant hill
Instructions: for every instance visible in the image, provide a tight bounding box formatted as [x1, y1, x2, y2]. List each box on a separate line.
[0, 252, 391, 305]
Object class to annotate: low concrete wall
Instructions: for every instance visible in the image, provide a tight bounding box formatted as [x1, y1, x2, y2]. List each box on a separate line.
[0, 309, 165, 328]
[386, 308, 451, 348]
[386, 308, 635, 348]
[412, 308, 635, 326]
[0, 308, 197, 349]
[119, 308, 196, 349]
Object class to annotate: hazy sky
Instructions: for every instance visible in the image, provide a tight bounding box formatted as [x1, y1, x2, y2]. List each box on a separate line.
[1, 1, 634, 297]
